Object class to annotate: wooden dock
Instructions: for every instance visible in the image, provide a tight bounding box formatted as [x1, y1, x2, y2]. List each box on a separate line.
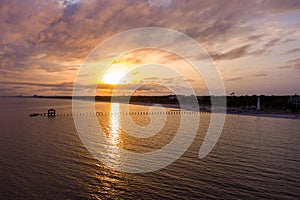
[29, 108, 209, 118]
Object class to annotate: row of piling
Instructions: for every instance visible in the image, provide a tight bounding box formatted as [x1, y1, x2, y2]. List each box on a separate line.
[30, 110, 209, 118]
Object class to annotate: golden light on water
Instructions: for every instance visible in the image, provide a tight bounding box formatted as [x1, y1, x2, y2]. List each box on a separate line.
[102, 103, 122, 168]
[109, 103, 120, 146]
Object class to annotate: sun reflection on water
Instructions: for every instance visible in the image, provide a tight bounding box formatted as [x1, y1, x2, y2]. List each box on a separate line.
[105, 103, 121, 167]
[109, 103, 120, 146]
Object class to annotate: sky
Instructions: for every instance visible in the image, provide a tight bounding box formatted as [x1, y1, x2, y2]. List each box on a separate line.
[0, 0, 300, 96]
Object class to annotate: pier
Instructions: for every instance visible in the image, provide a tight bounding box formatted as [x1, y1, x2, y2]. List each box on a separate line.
[29, 108, 209, 118]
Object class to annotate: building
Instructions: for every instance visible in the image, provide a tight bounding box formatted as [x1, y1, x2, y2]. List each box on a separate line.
[48, 108, 56, 117]
[257, 97, 261, 111]
[288, 96, 300, 107]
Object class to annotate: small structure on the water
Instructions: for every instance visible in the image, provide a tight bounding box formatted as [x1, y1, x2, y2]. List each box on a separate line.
[48, 108, 56, 117]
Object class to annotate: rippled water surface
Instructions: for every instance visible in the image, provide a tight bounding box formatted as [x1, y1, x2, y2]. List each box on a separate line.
[0, 98, 299, 199]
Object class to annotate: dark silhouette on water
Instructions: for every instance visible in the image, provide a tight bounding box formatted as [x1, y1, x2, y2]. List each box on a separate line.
[48, 108, 56, 117]
[29, 113, 40, 117]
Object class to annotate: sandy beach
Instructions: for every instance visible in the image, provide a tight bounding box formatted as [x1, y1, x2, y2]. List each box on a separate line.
[127, 101, 300, 120]
[227, 112, 300, 120]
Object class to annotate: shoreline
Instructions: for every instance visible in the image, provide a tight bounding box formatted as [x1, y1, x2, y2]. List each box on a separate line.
[8, 96, 300, 120]
[127, 101, 300, 120]
[226, 112, 299, 120]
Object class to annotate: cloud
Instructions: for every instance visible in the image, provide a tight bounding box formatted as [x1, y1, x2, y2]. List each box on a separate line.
[286, 57, 300, 70]
[0, 81, 73, 88]
[0, 0, 300, 95]
[281, 38, 297, 44]
[0, 81, 74, 95]
[258, 0, 300, 14]
[143, 77, 159, 81]
[294, 63, 300, 70]
[282, 48, 300, 55]
[1, 0, 297, 68]
[96, 82, 173, 95]
[287, 57, 300, 64]
[211, 44, 251, 61]
[148, 0, 172, 7]
[135, 83, 170, 92]
[224, 73, 267, 82]
[224, 76, 244, 81]
[247, 38, 283, 57]
[248, 34, 266, 41]
[262, 38, 281, 48]
[255, 73, 268, 77]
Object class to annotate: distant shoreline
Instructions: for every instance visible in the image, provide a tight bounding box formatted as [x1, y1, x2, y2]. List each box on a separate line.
[10, 96, 300, 120]
[148, 103, 300, 120]
[102, 98, 300, 120]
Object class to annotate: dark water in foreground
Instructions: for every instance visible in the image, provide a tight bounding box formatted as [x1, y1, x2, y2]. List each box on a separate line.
[0, 98, 299, 199]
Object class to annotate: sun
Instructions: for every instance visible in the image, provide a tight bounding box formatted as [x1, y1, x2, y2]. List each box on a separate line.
[101, 70, 124, 85]
[100, 63, 129, 85]
[99, 62, 140, 85]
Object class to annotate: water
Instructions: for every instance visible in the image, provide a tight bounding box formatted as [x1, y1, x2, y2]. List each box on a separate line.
[0, 98, 299, 199]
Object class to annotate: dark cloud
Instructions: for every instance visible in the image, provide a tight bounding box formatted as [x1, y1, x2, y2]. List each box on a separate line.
[97, 78, 193, 95]
[0, 81, 74, 95]
[248, 34, 266, 41]
[160, 53, 183, 64]
[224, 73, 267, 82]
[249, 48, 270, 57]
[287, 57, 300, 64]
[287, 57, 300, 70]
[294, 63, 300, 70]
[0, 81, 73, 88]
[135, 83, 170, 92]
[255, 74, 268, 77]
[281, 38, 297, 44]
[283, 48, 300, 55]
[211, 44, 251, 61]
[258, 0, 300, 14]
[224, 76, 244, 81]
[97, 82, 173, 95]
[1, 0, 298, 67]
[262, 38, 281, 48]
[279, 57, 300, 70]
[248, 38, 284, 57]
[144, 77, 159, 81]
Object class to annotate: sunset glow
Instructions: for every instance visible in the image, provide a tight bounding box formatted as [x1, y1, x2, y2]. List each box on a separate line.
[0, 0, 299, 96]
[1, 1, 300, 199]
[101, 70, 125, 85]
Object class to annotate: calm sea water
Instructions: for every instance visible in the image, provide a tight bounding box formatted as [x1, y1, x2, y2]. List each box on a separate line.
[0, 98, 299, 199]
